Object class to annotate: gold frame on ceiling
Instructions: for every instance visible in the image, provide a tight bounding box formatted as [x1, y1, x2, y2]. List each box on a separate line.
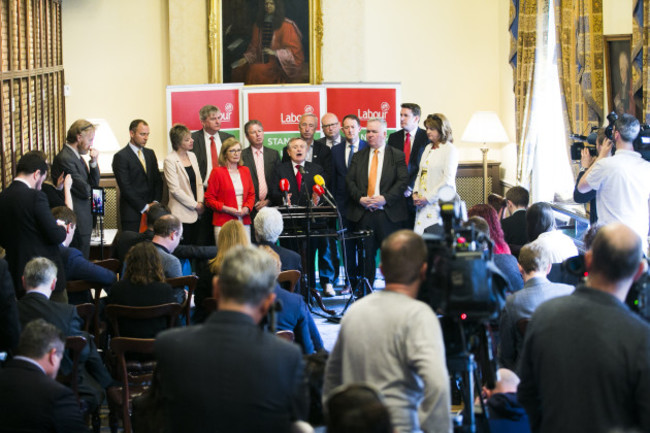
[208, 0, 323, 85]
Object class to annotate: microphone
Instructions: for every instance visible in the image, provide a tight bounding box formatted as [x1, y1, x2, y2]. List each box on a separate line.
[313, 184, 335, 207]
[279, 178, 290, 206]
[313, 174, 335, 203]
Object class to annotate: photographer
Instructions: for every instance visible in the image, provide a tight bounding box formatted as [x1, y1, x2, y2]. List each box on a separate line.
[573, 128, 609, 224]
[577, 113, 650, 251]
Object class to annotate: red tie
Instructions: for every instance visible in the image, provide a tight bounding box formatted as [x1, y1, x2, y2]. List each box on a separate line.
[210, 136, 218, 168]
[404, 132, 411, 165]
[295, 165, 302, 191]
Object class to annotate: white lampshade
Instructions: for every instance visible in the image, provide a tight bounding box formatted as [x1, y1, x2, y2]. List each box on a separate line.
[87, 118, 121, 174]
[461, 111, 509, 144]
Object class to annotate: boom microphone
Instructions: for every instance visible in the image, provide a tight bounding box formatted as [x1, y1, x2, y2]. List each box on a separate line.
[313, 174, 335, 203]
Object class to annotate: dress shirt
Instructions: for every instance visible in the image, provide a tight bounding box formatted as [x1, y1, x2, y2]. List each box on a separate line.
[203, 130, 223, 188]
[305, 141, 314, 162]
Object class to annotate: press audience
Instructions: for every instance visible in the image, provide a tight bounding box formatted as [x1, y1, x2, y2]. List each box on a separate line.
[526, 202, 578, 263]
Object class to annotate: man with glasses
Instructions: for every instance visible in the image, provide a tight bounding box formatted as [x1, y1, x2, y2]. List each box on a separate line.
[316, 112, 343, 150]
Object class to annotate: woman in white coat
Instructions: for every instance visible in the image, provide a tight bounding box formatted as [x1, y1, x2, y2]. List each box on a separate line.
[412, 113, 459, 234]
[164, 124, 205, 244]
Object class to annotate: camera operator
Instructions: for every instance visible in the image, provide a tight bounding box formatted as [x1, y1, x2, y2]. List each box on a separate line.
[577, 113, 650, 251]
[573, 128, 609, 224]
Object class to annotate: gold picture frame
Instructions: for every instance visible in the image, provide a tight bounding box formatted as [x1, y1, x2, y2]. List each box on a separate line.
[208, 0, 323, 85]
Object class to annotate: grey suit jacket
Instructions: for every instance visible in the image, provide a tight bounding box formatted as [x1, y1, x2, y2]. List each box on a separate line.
[498, 276, 574, 371]
[52, 145, 100, 237]
[241, 145, 280, 202]
[190, 129, 235, 182]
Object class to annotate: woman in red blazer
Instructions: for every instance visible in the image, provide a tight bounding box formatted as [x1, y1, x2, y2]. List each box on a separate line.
[204, 138, 256, 243]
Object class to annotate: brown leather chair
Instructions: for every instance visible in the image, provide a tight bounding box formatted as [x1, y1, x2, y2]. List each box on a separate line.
[165, 275, 199, 324]
[109, 337, 156, 433]
[75, 303, 96, 334]
[278, 270, 301, 293]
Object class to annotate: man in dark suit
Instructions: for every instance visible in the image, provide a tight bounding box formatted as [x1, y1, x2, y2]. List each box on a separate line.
[112, 119, 163, 232]
[315, 112, 343, 150]
[155, 245, 307, 432]
[52, 119, 101, 258]
[17, 257, 115, 411]
[0, 319, 88, 433]
[191, 105, 235, 246]
[500, 186, 530, 255]
[346, 117, 408, 286]
[52, 206, 117, 305]
[387, 103, 428, 228]
[0, 257, 20, 356]
[0, 151, 67, 300]
[241, 120, 280, 219]
[282, 113, 335, 294]
[332, 115, 367, 289]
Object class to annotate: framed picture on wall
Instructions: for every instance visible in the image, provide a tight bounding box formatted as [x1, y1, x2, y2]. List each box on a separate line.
[604, 34, 642, 121]
[209, 0, 322, 85]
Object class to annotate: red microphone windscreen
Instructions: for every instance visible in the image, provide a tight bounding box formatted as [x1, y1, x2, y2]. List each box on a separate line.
[279, 178, 290, 192]
[313, 184, 325, 195]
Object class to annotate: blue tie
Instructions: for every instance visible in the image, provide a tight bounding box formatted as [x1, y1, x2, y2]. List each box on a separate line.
[347, 144, 355, 167]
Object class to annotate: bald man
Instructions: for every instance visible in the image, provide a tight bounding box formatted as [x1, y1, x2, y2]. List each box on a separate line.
[518, 223, 650, 433]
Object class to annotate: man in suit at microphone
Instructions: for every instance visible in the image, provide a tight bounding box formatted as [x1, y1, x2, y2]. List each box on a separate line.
[346, 117, 408, 287]
[270, 138, 332, 296]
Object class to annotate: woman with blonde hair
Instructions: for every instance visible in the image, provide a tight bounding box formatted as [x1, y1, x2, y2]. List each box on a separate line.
[412, 113, 459, 234]
[205, 138, 256, 243]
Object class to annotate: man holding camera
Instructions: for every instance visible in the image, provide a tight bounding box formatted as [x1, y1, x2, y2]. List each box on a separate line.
[577, 113, 650, 251]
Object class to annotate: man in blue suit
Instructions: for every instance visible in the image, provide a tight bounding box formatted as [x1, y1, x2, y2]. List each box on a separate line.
[52, 206, 117, 305]
[331, 114, 367, 290]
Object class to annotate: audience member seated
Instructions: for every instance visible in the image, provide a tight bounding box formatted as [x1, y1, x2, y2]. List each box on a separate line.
[468, 204, 511, 254]
[481, 369, 530, 433]
[155, 245, 308, 432]
[466, 216, 523, 293]
[0, 319, 88, 432]
[500, 186, 529, 256]
[518, 223, 650, 432]
[324, 230, 451, 433]
[526, 202, 578, 263]
[0, 253, 20, 357]
[52, 206, 117, 305]
[254, 206, 303, 273]
[547, 223, 604, 286]
[260, 244, 324, 354]
[326, 383, 393, 433]
[194, 220, 248, 323]
[150, 214, 184, 279]
[112, 203, 216, 265]
[498, 243, 574, 372]
[106, 242, 179, 338]
[17, 257, 115, 412]
[42, 171, 73, 210]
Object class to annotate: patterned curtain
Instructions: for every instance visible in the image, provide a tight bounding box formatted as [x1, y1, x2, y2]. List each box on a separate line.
[632, 0, 649, 122]
[511, 0, 539, 185]
[555, 0, 604, 153]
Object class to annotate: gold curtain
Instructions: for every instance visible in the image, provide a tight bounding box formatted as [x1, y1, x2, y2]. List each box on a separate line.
[632, 0, 649, 122]
[555, 0, 604, 150]
[512, 0, 539, 185]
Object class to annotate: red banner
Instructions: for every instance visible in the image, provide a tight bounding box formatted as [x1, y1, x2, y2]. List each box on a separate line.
[326, 87, 398, 128]
[246, 91, 321, 132]
[170, 88, 240, 130]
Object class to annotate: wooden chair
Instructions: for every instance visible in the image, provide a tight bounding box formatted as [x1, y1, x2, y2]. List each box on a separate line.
[165, 275, 198, 325]
[75, 303, 96, 334]
[109, 337, 156, 433]
[66, 258, 121, 340]
[105, 303, 182, 338]
[278, 270, 301, 293]
[58, 336, 101, 433]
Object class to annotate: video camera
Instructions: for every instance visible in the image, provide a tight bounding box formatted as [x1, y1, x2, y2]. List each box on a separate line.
[570, 111, 650, 161]
[418, 186, 507, 323]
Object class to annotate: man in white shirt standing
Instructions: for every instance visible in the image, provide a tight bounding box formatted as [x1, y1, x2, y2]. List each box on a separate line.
[578, 113, 650, 251]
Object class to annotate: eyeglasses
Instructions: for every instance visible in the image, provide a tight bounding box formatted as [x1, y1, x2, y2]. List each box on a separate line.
[322, 122, 339, 129]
